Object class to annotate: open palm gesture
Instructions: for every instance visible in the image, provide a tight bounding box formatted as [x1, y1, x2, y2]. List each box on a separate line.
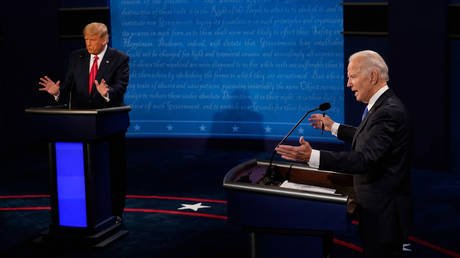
[38, 76, 60, 96]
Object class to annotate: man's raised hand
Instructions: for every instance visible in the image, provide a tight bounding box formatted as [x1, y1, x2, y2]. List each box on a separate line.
[308, 113, 334, 132]
[95, 78, 109, 97]
[275, 136, 312, 163]
[38, 76, 60, 96]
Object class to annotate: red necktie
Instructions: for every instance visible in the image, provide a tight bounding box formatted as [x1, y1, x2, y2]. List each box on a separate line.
[89, 55, 99, 94]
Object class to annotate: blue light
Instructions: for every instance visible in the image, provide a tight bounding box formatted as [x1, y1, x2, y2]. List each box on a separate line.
[55, 142, 87, 227]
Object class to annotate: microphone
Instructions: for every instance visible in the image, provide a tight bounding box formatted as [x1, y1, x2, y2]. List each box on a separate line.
[68, 83, 73, 110]
[260, 102, 331, 185]
[318, 102, 331, 112]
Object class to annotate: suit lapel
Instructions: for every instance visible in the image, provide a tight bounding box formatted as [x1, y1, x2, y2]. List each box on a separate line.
[352, 89, 394, 149]
[95, 47, 112, 84]
[81, 51, 90, 95]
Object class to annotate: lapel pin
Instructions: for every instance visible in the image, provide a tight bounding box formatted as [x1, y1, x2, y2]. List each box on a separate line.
[106, 60, 110, 64]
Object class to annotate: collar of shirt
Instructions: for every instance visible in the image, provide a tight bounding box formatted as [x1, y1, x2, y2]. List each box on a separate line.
[367, 85, 389, 112]
[89, 44, 108, 72]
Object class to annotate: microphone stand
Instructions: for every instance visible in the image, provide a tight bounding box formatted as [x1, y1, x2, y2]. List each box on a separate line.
[68, 81, 76, 110]
[260, 108, 319, 185]
[68, 87, 72, 110]
[259, 101, 331, 185]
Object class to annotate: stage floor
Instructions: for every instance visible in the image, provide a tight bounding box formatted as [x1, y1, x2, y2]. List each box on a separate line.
[1, 142, 459, 258]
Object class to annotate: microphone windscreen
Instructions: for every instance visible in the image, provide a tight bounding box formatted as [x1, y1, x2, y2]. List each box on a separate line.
[319, 102, 331, 111]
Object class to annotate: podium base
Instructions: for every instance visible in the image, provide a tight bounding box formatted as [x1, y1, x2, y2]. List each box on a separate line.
[33, 223, 128, 248]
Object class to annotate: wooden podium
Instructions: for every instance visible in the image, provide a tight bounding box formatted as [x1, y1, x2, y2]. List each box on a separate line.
[223, 159, 354, 258]
[25, 106, 131, 247]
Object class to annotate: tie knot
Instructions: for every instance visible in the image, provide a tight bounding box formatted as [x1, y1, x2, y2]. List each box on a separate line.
[94, 56, 99, 61]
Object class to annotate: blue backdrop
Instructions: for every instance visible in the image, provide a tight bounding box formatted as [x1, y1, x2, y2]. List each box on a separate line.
[111, 0, 344, 141]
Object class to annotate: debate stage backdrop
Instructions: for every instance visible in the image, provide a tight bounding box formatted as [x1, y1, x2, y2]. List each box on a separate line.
[111, 0, 344, 142]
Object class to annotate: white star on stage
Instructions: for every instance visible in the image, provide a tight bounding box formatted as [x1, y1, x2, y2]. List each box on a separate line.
[178, 203, 211, 212]
[264, 126, 272, 133]
[134, 124, 141, 131]
[199, 125, 207, 131]
[166, 125, 174, 131]
[403, 243, 412, 252]
[232, 125, 239, 132]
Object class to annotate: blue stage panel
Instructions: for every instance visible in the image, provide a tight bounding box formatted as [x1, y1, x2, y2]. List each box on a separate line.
[55, 142, 87, 228]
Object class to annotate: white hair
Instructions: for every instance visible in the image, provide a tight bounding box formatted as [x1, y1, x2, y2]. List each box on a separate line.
[349, 50, 389, 82]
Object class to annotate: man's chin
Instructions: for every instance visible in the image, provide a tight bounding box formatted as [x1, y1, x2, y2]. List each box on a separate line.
[354, 93, 360, 102]
[354, 96, 363, 103]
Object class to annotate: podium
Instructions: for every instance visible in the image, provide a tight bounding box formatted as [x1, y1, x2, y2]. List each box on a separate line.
[223, 159, 354, 258]
[25, 106, 131, 247]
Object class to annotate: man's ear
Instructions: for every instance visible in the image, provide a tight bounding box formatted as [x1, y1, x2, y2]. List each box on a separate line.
[370, 70, 378, 84]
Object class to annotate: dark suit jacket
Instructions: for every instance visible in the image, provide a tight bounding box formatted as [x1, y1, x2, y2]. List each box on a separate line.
[59, 47, 130, 109]
[57, 47, 130, 216]
[319, 89, 412, 243]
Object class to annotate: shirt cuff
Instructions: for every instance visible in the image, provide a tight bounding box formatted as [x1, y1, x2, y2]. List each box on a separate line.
[54, 93, 60, 102]
[102, 92, 110, 102]
[308, 149, 320, 169]
[331, 122, 340, 137]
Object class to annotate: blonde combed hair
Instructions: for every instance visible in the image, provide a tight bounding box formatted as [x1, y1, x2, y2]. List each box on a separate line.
[83, 22, 109, 40]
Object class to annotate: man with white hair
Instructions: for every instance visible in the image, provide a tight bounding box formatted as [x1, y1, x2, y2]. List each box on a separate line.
[276, 50, 412, 258]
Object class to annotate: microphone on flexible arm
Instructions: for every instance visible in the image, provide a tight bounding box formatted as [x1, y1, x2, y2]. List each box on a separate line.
[68, 51, 86, 109]
[259, 102, 331, 186]
[68, 82, 74, 110]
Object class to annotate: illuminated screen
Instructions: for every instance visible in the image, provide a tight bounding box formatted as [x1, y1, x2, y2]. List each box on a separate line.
[55, 142, 87, 228]
[111, 0, 343, 141]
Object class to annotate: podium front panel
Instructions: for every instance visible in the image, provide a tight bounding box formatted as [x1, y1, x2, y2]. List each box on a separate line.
[223, 159, 354, 257]
[227, 190, 347, 231]
[223, 159, 354, 231]
[25, 107, 130, 245]
[55, 142, 87, 227]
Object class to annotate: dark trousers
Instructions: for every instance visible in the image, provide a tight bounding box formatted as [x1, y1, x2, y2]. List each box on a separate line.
[360, 215, 404, 258]
[351, 203, 404, 258]
[108, 131, 127, 217]
[362, 239, 403, 258]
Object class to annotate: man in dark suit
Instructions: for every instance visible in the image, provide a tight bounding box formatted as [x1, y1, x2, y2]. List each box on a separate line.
[39, 22, 129, 109]
[276, 50, 412, 258]
[38, 22, 129, 222]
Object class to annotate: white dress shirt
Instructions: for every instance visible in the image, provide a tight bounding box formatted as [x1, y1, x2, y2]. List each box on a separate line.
[308, 85, 390, 168]
[89, 44, 107, 73]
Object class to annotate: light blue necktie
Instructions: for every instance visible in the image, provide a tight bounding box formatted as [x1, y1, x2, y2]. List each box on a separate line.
[361, 107, 369, 121]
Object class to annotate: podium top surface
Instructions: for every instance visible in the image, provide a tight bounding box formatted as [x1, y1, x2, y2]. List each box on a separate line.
[223, 159, 354, 204]
[25, 106, 131, 140]
[25, 106, 131, 115]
